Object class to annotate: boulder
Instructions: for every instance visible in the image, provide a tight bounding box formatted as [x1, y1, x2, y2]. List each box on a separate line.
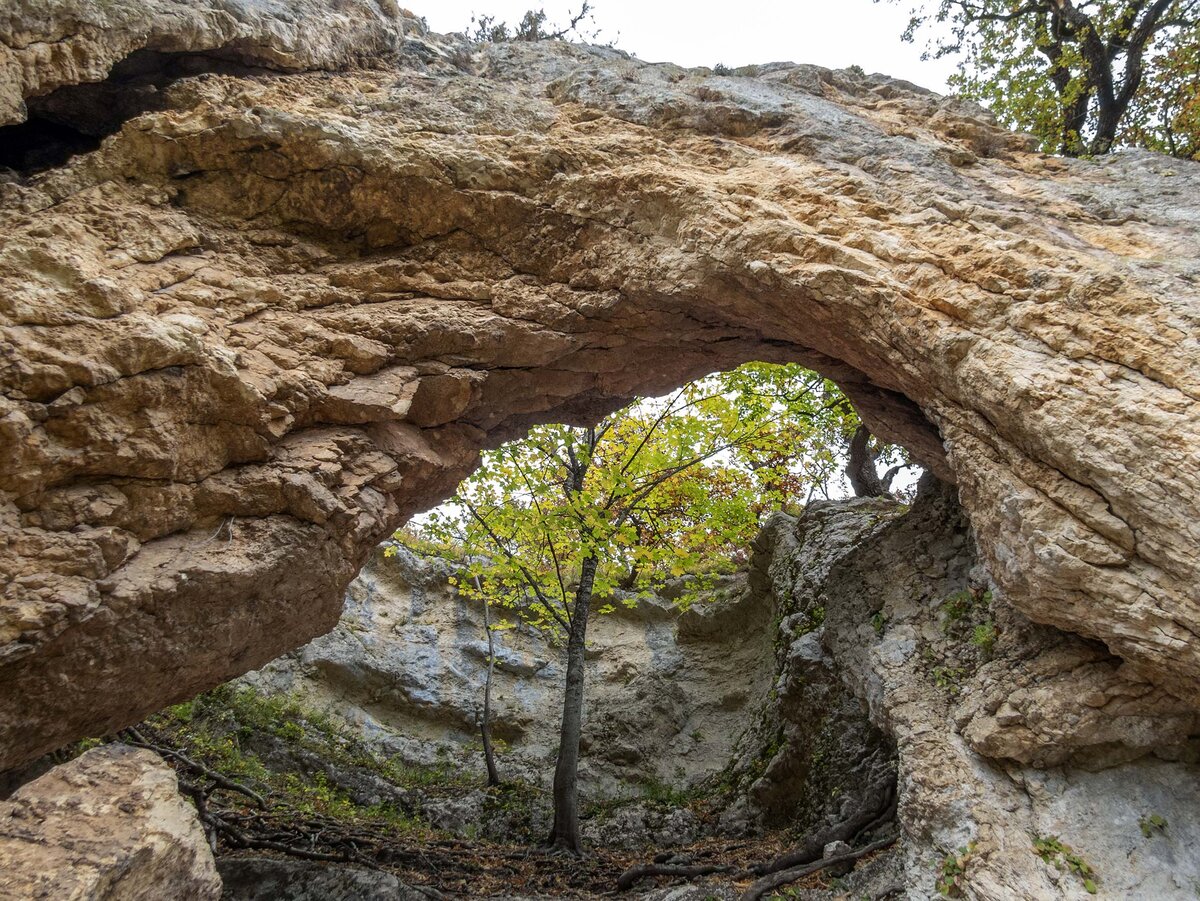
[0, 744, 220, 900]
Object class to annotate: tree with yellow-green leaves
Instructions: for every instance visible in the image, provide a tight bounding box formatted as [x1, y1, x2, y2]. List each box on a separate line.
[402, 363, 908, 853]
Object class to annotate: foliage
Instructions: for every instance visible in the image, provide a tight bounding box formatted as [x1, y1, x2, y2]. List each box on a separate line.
[939, 587, 1000, 659]
[409, 363, 861, 641]
[1139, 812, 1169, 836]
[970, 621, 998, 655]
[931, 664, 968, 693]
[793, 605, 826, 638]
[1124, 20, 1200, 157]
[638, 776, 699, 807]
[399, 363, 903, 849]
[937, 841, 977, 896]
[155, 685, 467, 804]
[889, 1, 1200, 157]
[941, 587, 993, 630]
[1033, 834, 1099, 894]
[871, 610, 887, 636]
[468, 3, 601, 44]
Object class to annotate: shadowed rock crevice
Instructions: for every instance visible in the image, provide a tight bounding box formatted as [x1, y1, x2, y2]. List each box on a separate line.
[0, 50, 285, 174]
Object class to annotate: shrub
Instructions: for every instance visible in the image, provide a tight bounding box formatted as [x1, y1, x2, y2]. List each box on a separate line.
[468, 4, 599, 44]
[936, 841, 976, 897]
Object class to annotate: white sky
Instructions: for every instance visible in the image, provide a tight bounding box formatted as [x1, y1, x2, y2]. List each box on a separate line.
[419, 0, 960, 93]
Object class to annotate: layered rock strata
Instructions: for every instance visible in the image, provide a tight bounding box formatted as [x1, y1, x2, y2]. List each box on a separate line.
[0, 0, 1197, 780]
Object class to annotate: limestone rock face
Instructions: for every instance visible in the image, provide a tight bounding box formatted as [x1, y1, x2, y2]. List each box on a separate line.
[0, 744, 221, 900]
[1, 0, 1198, 770]
[754, 481, 1200, 899]
[1, 0, 411, 127]
[243, 544, 775, 799]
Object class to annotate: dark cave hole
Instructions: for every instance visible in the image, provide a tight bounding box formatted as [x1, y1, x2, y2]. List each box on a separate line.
[0, 49, 284, 175]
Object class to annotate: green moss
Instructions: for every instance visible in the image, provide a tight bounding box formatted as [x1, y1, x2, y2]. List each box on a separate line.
[1139, 813, 1168, 837]
[142, 684, 488, 841]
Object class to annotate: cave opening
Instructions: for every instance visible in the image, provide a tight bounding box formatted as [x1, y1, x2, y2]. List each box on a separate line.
[0, 49, 284, 174]
[51, 360, 912, 892]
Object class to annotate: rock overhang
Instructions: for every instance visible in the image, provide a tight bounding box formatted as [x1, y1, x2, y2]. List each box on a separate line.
[0, 0, 1198, 770]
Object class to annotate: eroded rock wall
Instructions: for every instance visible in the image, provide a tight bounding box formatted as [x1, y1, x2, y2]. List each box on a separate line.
[243, 544, 776, 799]
[0, 0, 1198, 772]
[1, 0, 407, 127]
[763, 480, 1200, 899]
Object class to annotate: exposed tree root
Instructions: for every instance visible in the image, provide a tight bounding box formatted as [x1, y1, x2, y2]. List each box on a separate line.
[121, 728, 265, 806]
[737, 834, 898, 901]
[617, 861, 735, 891]
[617, 778, 899, 894]
[751, 779, 897, 875]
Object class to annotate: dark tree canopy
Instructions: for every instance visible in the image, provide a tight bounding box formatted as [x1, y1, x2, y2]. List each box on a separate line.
[892, 0, 1200, 158]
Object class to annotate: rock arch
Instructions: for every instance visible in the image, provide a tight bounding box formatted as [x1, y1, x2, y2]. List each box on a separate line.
[1, 2, 1198, 771]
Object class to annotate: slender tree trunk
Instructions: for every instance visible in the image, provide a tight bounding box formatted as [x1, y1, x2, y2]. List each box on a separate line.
[477, 576, 501, 788]
[1061, 86, 1094, 156]
[846, 425, 888, 498]
[547, 553, 598, 853]
[1090, 95, 1125, 155]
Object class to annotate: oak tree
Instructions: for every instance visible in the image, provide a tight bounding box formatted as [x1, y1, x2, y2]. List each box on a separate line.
[892, 0, 1200, 157]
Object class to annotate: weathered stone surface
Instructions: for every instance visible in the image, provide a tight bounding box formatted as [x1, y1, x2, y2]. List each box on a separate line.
[714, 509, 898, 836]
[0, 744, 221, 900]
[754, 480, 1200, 898]
[0, 0, 1198, 772]
[1, 0, 411, 127]
[218, 858, 435, 901]
[242, 544, 774, 800]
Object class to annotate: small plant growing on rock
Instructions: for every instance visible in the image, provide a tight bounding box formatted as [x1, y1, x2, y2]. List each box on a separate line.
[713, 63, 733, 76]
[941, 588, 979, 627]
[467, 3, 600, 44]
[794, 605, 826, 637]
[932, 665, 967, 694]
[1139, 813, 1168, 837]
[970, 621, 997, 656]
[871, 610, 886, 636]
[1033, 834, 1098, 894]
[936, 841, 976, 897]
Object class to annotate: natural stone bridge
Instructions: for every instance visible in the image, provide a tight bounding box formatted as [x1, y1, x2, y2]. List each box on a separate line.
[1, 0, 1198, 775]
